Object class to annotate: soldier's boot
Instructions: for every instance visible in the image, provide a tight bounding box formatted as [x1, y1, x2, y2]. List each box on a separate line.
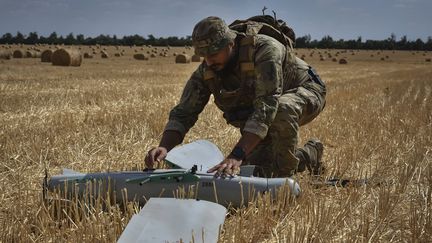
[296, 138, 324, 176]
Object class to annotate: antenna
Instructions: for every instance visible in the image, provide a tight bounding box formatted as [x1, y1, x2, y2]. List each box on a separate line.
[262, 6, 267, 15]
[272, 10, 277, 21]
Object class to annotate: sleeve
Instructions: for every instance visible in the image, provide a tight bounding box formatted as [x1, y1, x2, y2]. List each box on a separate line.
[242, 37, 285, 139]
[164, 64, 211, 137]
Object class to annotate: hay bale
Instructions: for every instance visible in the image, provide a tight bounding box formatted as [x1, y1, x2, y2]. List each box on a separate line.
[13, 49, 26, 58]
[339, 58, 347, 64]
[51, 48, 82, 66]
[150, 53, 156, 58]
[0, 50, 12, 60]
[25, 50, 32, 57]
[83, 52, 93, 59]
[332, 58, 338, 62]
[191, 55, 201, 62]
[41, 49, 53, 62]
[114, 53, 121, 57]
[101, 51, 109, 58]
[319, 57, 325, 61]
[426, 58, 431, 62]
[133, 53, 148, 60]
[175, 54, 191, 63]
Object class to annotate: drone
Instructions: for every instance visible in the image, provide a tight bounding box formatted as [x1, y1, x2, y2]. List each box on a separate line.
[44, 140, 301, 242]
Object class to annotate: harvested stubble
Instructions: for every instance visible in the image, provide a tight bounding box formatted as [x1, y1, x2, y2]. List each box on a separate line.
[191, 54, 201, 62]
[51, 48, 82, 66]
[175, 54, 191, 63]
[13, 49, 26, 58]
[133, 53, 148, 60]
[0, 50, 12, 59]
[41, 50, 53, 62]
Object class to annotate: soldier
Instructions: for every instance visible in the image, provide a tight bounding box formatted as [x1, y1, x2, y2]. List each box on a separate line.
[145, 16, 326, 177]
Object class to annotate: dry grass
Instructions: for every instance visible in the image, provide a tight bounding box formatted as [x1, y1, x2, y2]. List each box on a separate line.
[0, 46, 431, 242]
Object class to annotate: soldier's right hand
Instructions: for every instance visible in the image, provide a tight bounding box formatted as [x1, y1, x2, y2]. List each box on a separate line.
[145, 147, 168, 169]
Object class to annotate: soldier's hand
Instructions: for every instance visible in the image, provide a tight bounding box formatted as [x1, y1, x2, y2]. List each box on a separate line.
[207, 156, 242, 177]
[145, 147, 168, 169]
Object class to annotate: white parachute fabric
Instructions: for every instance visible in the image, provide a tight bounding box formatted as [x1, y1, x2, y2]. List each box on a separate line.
[165, 140, 224, 172]
[117, 198, 226, 243]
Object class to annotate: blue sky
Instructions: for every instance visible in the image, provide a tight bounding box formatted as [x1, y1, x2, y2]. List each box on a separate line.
[0, 0, 431, 41]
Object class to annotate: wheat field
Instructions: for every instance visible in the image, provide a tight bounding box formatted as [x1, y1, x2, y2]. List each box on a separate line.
[0, 46, 431, 242]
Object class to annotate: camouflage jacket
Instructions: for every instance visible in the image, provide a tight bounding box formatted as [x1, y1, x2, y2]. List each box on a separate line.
[164, 34, 311, 139]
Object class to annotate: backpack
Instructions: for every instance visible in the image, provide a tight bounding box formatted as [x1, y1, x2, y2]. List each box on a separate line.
[229, 15, 296, 48]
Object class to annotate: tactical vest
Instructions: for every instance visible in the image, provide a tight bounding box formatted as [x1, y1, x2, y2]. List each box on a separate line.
[202, 34, 307, 127]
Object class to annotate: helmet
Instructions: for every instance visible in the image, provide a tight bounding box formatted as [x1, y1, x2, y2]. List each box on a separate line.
[192, 16, 237, 56]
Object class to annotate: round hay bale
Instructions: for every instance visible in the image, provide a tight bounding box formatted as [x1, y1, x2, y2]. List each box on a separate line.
[175, 54, 191, 64]
[380, 57, 385, 61]
[13, 49, 26, 58]
[150, 53, 156, 58]
[338, 58, 347, 64]
[191, 55, 201, 62]
[41, 49, 53, 62]
[114, 53, 121, 57]
[101, 51, 109, 58]
[0, 50, 12, 60]
[426, 58, 431, 62]
[332, 58, 338, 62]
[51, 48, 82, 66]
[83, 52, 93, 58]
[133, 53, 148, 60]
[173, 53, 177, 56]
[26, 50, 40, 58]
[319, 57, 325, 61]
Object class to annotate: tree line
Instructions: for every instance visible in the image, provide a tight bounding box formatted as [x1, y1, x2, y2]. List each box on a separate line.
[1, 32, 431, 51]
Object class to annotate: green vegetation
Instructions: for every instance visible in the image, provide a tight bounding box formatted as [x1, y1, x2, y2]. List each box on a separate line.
[1, 32, 432, 50]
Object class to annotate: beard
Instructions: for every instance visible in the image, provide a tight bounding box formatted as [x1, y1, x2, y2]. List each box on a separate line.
[213, 45, 239, 76]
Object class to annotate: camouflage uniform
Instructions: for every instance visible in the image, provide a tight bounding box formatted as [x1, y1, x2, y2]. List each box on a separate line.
[164, 17, 326, 177]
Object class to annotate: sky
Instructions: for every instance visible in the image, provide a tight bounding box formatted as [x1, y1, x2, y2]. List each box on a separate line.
[0, 0, 431, 41]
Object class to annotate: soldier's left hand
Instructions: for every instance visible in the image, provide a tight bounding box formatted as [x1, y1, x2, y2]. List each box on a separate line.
[207, 156, 242, 177]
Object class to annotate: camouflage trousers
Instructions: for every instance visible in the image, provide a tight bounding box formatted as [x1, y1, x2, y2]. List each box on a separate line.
[244, 77, 326, 177]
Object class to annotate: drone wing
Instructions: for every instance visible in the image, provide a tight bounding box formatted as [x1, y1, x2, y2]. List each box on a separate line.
[117, 198, 226, 243]
[165, 140, 224, 172]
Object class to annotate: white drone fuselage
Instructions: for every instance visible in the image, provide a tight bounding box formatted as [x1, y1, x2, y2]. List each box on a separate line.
[45, 140, 301, 207]
[46, 168, 300, 207]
